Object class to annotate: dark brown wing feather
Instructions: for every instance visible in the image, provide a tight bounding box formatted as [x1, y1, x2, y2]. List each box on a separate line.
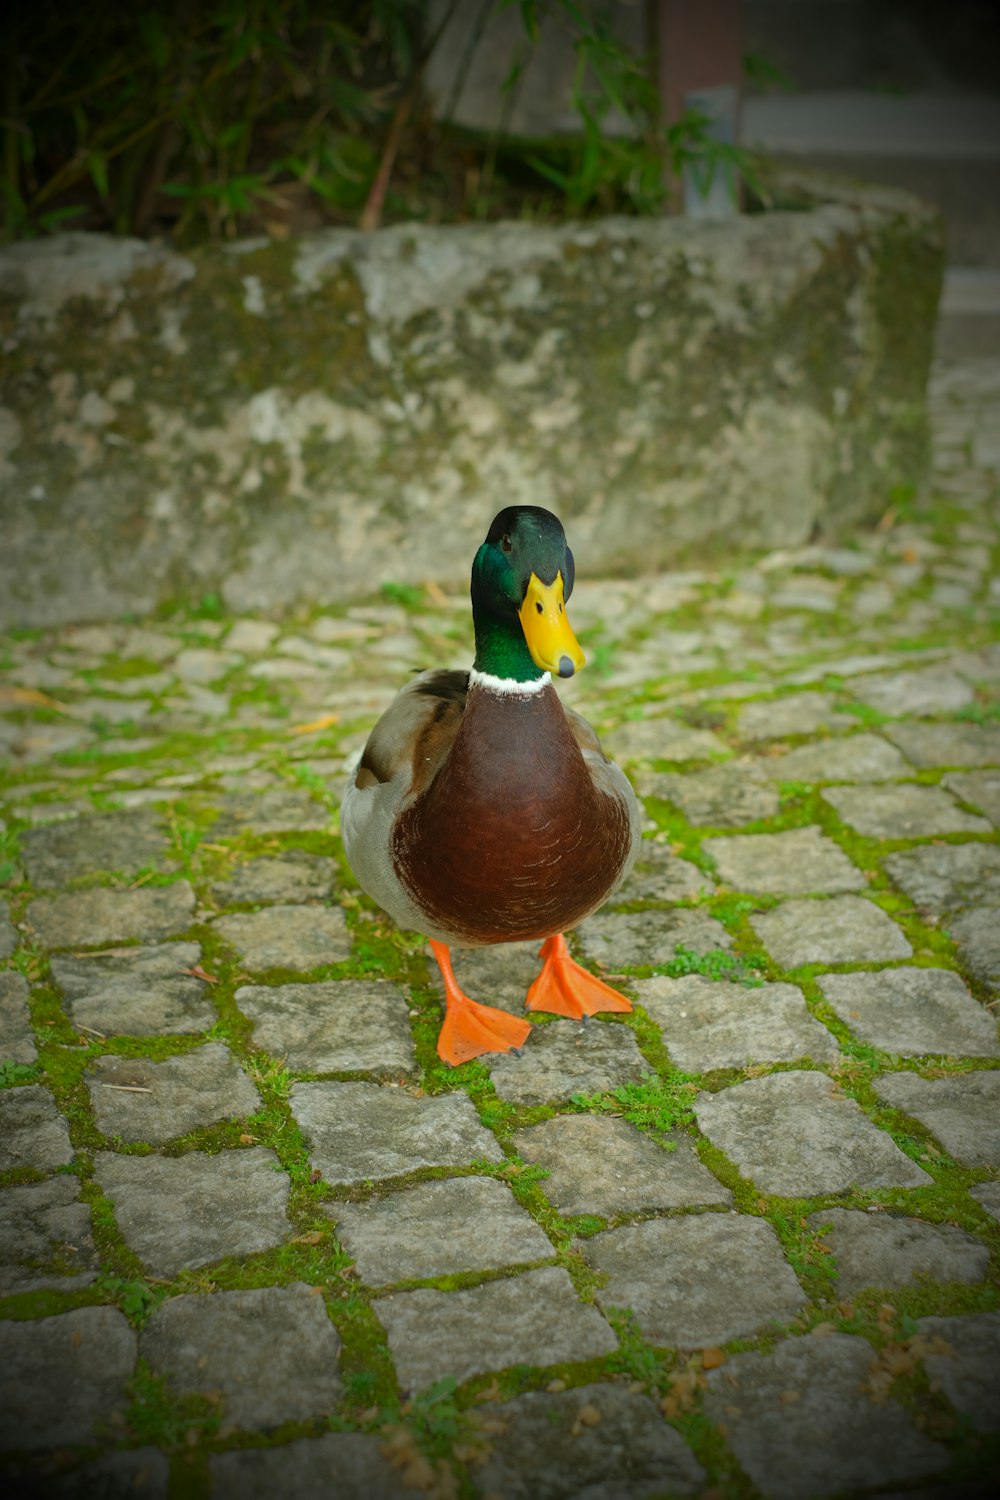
[354, 669, 469, 794]
[564, 705, 606, 758]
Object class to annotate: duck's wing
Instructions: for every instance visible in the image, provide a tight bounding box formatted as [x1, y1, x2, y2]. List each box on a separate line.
[353, 668, 469, 796]
[564, 704, 642, 888]
[563, 705, 605, 758]
[341, 669, 470, 938]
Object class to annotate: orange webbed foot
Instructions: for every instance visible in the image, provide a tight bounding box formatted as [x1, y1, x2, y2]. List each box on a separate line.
[430, 940, 533, 1066]
[524, 933, 633, 1020]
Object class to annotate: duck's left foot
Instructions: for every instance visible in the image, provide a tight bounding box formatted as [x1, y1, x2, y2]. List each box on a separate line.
[430, 940, 533, 1066]
[524, 933, 632, 1019]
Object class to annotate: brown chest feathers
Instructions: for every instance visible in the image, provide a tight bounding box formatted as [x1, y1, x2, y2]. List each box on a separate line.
[392, 683, 633, 944]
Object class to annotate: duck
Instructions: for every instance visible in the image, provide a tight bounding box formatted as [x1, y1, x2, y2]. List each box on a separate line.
[341, 505, 641, 1066]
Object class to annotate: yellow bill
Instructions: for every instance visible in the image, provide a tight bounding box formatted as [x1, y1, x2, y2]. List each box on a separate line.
[518, 571, 585, 678]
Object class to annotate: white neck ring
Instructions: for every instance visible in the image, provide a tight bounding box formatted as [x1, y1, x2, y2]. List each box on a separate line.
[468, 667, 549, 697]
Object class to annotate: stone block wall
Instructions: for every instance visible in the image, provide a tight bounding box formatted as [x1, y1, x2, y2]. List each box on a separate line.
[0, 168, 943, 627]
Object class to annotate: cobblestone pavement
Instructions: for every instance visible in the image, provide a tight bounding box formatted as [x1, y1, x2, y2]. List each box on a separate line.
[1, 352, 999, 1500]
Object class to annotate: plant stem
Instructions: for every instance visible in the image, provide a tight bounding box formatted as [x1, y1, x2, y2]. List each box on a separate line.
[359, 0, 463, 233]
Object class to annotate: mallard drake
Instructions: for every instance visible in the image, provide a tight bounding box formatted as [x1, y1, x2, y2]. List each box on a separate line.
[341, 505, 641, 1065]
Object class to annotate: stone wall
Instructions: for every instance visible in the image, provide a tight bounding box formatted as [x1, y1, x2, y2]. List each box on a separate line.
[0, 168, 943, 627]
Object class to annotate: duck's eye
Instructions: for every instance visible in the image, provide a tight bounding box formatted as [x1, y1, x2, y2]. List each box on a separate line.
[501, 533, 512, 552]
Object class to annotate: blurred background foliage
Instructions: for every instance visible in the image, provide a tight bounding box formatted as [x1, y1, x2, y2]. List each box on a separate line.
[1, 0, 762, 243]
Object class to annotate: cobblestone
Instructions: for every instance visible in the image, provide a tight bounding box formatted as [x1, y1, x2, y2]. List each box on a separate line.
[50, 941, 216, 1035]
[761, 732, 909, 783]
[884, 841, 1000, 910]
[237, 979, 416, 1075]
[140, 1284, 343, 1431]
[822, 783, 991, 838]
[702, 1333, 949, 1500]
[0, 1308, 136, 1452]
[94, 1148, 292, 1276]
[581, 1214, 807, 1346]
[749, 895, 913, 968]
[806, 1207, 989, 1294]
[25, 881, 196, 948]
[0, 971, 34, 1063]
[817, 969, 999, 1057]
[874, 1071, 1000, 1167]
[331, 1176, 552, 1284]
[212, 903, 351, 971]
[376, 1267, 617, 1391]
[1, 341, 998, 1497]
[85, 1042, 261, 1143]
[474, 1382, 706, 1498]
[0, 1177, 100, 1295]
[512, 1112, 731, 1216]
[694, 1071, 932, 1195]
[289, 1082, 502, 1183]
[635, 974, 839, 1069]
[702, 826, 866, 895]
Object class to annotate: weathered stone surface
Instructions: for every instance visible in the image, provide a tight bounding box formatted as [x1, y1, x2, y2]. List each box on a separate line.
[141, 1284, 342, 1430]
[25, 881, 196, 949]
[210, 851, 337, 905]
[875, 1071, 1000, 1168]
[0, 969, 35, 1064]
[376, 1265, 616, 1390]
[970, 1182, 1000, 1222]
[807, 1207, 989, 1294]
[213, 904, 351, 970]
[582, 1214, 806, 1346]
[473, 1382, 706, 1499]
[605, 716, 728, 763]
[736, 692, 856, 741]
[648, 761, 780, 825]
[0, 1307, 136, 1451]
[0, 900, 16, 958]
[702, 1333, 949, 1500]
[512, 1113, 731, 1217]
[635, 975, 839, 1070]
[209, 1434, 410, 1500]
[487, 1019, 648, 1105]
[851, 665, 974, 717]
[762, 733, 910, 783]
[612, 839, 715, 903]
[209, 789, 329, 835]
[20, 809, 170, 886]
[818, 969, 999, 1057]
[703, 826, 865, 895]
[885, 841, 1000, 911]
[917, 1312, 1000, 1431]
[34, 1450, 170, 1499]
[946, 906, 1000, 986]
[885, 720, 1000, 768]
[290, 1081, 502, 1184]
[331, 1176, 552, 1284]
[0, 1176, 100, 1295]
[236, 979, 415, 1074]
[695, 1071, 932, 1195]
[0, 181, 943, 627]
[576, 908, 731, 969]
[0, 1084, 74, 1171]
[86, 1042, 260, 1143]
[50, 941, 215, 1035]
[942, 769, 1000, 826]
[94, 1147, 291, 1276]
[751, 895, 912, 969]
[822, 783, 990, 838]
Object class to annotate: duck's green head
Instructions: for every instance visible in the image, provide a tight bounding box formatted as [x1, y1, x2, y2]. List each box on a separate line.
[471, 506, 585, 684]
